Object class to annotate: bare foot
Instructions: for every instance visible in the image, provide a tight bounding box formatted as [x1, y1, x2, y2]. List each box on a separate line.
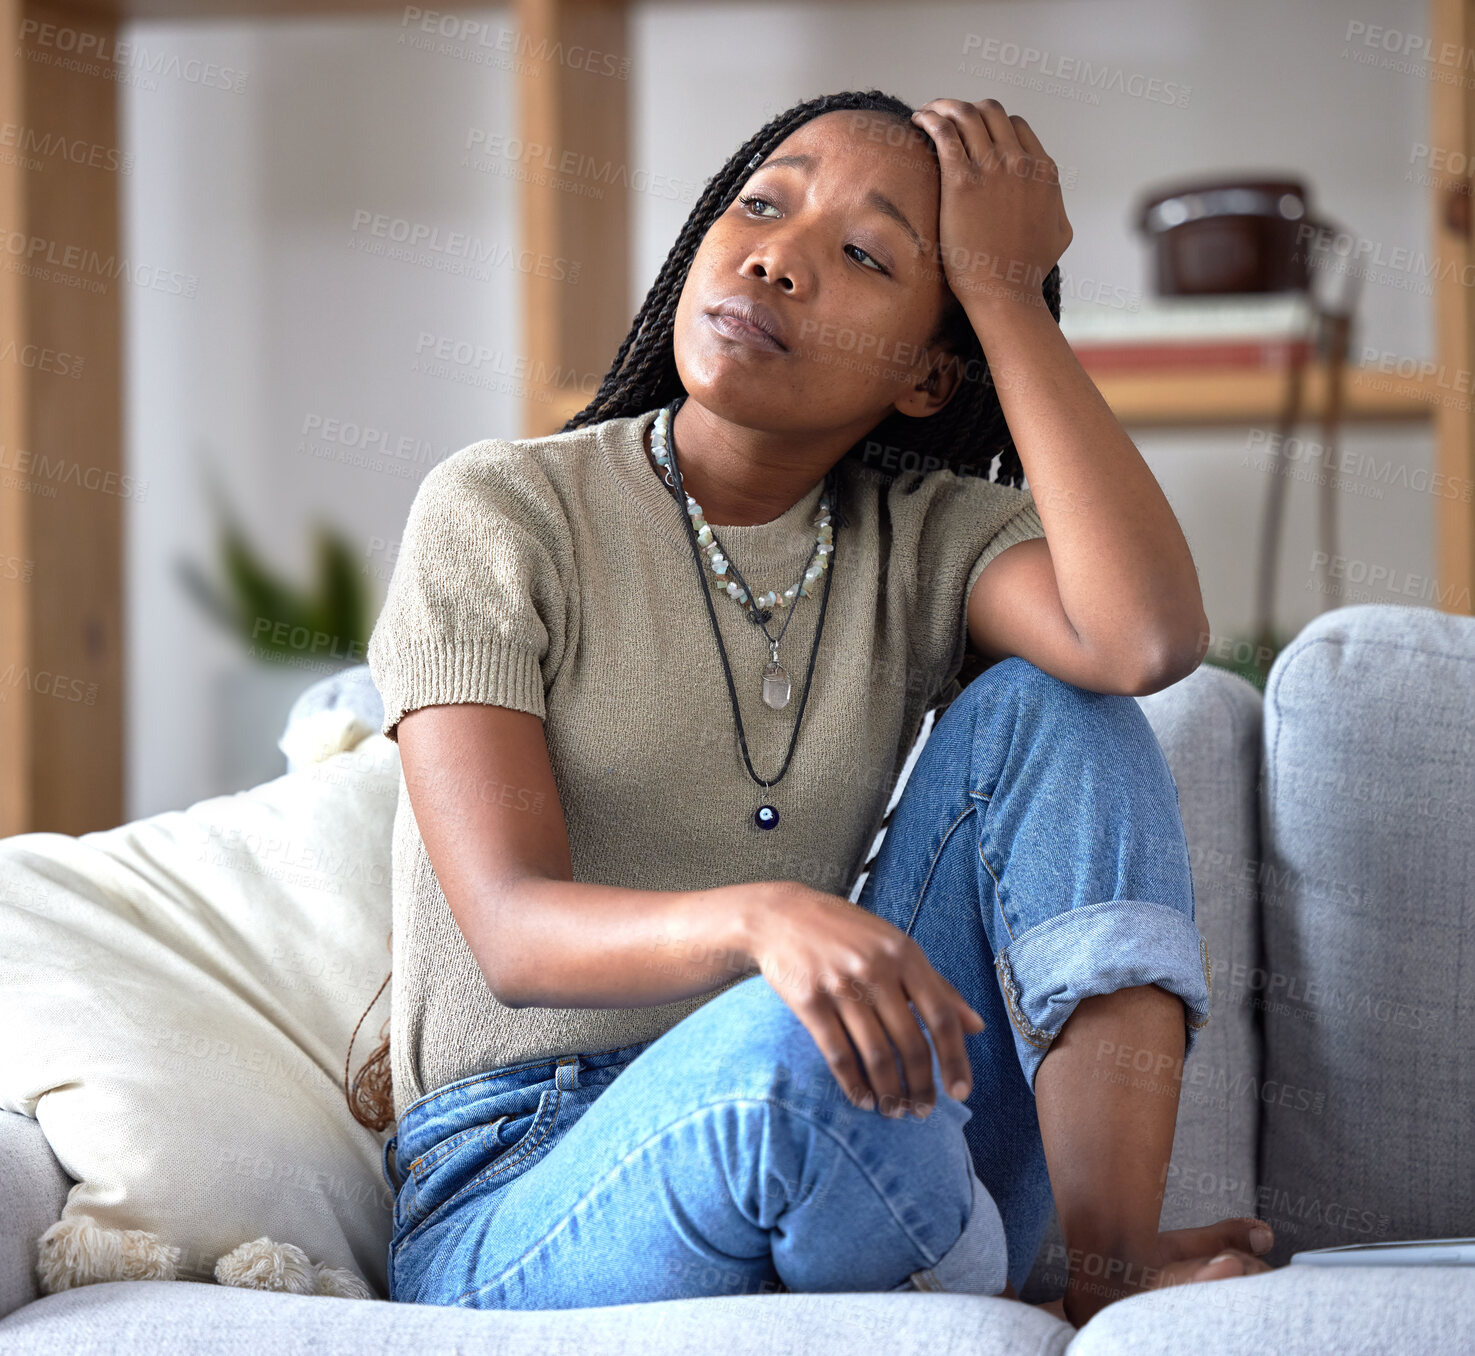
[1061, 1216, 1276, 1327]
[998, 1279, 1070, 1321]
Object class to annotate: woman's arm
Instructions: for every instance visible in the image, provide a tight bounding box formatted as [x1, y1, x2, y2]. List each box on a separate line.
[909, 97, 1208, 694]
[962, 303, 1209, 694]
[397, 701, 760, 1009]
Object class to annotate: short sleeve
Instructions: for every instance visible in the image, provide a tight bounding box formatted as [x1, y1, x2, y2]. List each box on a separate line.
[890, 469, 1045, 708]
[366, 442, 573, 742]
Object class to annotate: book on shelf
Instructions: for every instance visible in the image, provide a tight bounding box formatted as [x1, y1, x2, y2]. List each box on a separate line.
[1060, 293, 1318, 372]
[1071, 337, 1314, 373]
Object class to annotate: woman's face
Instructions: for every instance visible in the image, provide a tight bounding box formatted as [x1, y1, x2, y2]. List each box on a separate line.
[672, 108, 958, 439]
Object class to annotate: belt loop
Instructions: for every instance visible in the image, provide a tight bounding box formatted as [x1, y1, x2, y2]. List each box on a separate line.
[556, 1056, 581, 1090]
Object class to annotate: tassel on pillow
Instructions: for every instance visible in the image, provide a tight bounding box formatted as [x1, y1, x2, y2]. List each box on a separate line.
[36, 1214, 180, 1290]
[214, 1237, 373, 1299]
[37, 1215, 372, 1300]
[277, 707, 375, 771]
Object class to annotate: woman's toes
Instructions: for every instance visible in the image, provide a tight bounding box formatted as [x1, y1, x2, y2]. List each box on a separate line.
[1193, 1248, 1271, 1282]
[1196, 1252, 1246, 1281]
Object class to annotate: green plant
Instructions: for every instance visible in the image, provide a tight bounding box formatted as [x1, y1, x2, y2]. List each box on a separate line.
[1200, 628, 1295, 692]
[174, 465, 371, 668]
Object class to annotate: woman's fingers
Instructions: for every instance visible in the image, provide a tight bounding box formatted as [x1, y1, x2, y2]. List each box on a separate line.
[1007, 112, 1051, 160]
[869, 983, 938, 1115]
[906, 970, 983, 1102]
[791, 989, 875, 1110]
[971, 97, 1021, 154]
[837, 993, 909, 1114]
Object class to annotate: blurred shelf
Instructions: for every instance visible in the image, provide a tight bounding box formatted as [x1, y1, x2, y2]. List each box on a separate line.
[46, 0, 414, 16]
[1083, 362, 1441, 426]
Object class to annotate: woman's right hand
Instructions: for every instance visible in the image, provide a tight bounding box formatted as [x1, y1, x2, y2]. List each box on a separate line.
[740, 880, 985, 1119]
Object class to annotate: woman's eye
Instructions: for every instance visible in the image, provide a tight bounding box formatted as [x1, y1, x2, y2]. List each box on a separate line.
[738, 195, 889, 276]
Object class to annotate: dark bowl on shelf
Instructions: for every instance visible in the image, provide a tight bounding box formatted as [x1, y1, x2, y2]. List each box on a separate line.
[1135, 176, 1330, 296]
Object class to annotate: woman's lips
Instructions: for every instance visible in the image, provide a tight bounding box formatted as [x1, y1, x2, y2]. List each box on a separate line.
[705, 310, 787, 353]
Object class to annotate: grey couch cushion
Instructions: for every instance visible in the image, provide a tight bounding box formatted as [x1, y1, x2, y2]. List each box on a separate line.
[1023, 662, 1265, 1298]
[1258, 602, 1475, 1266]
[0, 1112, 73, 1321]
[0, 1279, 1074, 1355]
[1138, 665, 1265, 1231]
[1067, 1264, 1475, 1354]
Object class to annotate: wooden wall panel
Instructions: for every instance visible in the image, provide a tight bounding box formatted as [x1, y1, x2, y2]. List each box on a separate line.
[0, 0, 123, 833]
[517, 0, 630, 437]
[1432, 0, 1475, 614]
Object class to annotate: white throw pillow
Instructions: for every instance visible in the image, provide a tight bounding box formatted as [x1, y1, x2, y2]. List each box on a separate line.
[0, 732, 400, 1298]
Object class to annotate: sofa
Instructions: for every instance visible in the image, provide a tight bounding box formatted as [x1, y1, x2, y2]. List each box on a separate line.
[1, 600, 1471, 1353]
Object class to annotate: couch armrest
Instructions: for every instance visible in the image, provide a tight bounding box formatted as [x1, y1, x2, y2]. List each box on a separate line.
[0, 1110, 72, 1320]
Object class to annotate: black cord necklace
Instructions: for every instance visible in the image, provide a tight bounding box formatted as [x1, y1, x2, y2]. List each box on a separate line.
[657, 397, 839, 831]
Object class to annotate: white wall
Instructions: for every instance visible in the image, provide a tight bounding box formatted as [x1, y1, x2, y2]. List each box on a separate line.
[123, 0, 1437, 816]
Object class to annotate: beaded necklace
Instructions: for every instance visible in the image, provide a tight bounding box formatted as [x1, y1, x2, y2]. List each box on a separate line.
[650, 396, 838, 831]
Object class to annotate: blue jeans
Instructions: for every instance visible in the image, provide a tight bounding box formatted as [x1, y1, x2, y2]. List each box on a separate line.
[382, 656, 1212, 1308]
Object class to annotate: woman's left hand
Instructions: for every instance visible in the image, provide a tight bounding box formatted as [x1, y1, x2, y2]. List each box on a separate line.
[908, 97, 1072, 315]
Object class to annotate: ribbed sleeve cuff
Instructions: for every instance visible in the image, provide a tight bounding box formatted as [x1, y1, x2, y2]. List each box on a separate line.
[963, 499, 1046, 606]
[376, 636, 546, 740]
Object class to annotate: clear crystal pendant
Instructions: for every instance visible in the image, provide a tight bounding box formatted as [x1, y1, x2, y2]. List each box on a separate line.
[762, 639, 791, 710]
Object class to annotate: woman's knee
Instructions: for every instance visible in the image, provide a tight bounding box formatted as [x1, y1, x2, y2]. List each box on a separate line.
[952, 656, 1173, 786]
[696, 975, 959, 1133]
[692, 975, 845, 1113]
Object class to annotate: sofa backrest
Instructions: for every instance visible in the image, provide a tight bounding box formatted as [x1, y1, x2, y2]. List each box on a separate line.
[1256, 602, 1475, 1267]
[1138, 663, 1266, 1234]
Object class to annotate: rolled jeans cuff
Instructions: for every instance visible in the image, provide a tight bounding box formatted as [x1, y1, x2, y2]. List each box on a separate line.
[992, 899, 1213, 1092]
[891, 1151, 1009, 1296]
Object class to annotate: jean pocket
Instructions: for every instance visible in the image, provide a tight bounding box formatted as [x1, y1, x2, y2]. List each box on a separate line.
[397, 1085, 562, 1249]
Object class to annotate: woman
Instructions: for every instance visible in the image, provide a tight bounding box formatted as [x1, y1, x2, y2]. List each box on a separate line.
[351, 88, 1274, 1324]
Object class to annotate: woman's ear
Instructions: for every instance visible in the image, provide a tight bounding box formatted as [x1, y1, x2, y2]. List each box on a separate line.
[894, 347, 962, 420]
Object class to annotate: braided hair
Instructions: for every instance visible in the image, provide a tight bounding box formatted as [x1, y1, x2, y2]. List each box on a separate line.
[346, 89, 1062, 1135]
